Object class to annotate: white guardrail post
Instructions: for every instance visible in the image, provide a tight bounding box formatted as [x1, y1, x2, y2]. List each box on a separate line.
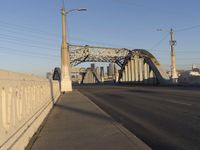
[0, 70, 60, 150]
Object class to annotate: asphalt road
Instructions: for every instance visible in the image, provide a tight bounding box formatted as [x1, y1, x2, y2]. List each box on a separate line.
[75, 85, 200, 150]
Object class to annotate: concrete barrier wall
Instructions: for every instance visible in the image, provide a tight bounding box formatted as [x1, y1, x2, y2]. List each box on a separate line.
[0, 70, 60, 150]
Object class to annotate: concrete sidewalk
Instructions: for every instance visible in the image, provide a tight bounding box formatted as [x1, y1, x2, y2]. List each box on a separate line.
[28, 90, 151, 150]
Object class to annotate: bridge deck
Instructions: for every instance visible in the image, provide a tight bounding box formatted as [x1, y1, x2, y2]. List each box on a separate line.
[27, 90, 150, 150]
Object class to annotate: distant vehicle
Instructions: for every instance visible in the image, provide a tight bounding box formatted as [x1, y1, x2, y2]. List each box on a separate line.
[53, 67, 61, 81]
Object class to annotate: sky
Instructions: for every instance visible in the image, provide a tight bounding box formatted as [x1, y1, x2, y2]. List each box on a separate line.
[0, 0, 199, 76]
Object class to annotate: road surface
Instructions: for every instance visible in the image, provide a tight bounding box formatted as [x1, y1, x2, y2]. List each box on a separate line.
[76, 85, 200, 150]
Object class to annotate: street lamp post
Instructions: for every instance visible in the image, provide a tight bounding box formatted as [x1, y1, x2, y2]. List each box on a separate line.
[60, 6, 86, 92]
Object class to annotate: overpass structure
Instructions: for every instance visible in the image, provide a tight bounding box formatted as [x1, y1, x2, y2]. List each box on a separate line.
[69, 44, 170, 84]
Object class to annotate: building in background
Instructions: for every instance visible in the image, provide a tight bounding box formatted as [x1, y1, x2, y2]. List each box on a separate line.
[71, 67, 86, 84]
[46, 72, 52, 79]
[179, 64, 200, 84]
[100, 66, 104, 82]
[107, 66, 109, 77]
[108, 63, 114, 77]
[91, 63, 95, 71]
[70, 63, 119, 84]
[106, 63, 119, 82]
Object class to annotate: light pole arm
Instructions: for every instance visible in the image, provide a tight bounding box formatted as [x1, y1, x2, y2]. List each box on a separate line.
[65, 8, 87, 15]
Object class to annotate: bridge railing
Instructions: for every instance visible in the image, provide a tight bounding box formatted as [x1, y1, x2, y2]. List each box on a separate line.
[0, 70, 60, 150]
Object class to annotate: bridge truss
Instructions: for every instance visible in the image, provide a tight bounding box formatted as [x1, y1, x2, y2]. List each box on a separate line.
[69, 44, 130, 67]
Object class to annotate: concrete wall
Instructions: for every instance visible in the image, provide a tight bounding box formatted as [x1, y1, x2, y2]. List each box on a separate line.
[0, 70, 60, 150]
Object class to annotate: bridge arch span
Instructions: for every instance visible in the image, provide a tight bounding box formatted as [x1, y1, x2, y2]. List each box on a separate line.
[119, 49, 169, 84]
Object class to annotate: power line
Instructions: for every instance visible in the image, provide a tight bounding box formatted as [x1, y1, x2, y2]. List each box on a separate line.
[0, 46, 59, 58]
[155, 54, 200, 59]
[163, 64, 200, 66]
[176, 24, 200, 32]
[0, 33, 59, 47]
[0, 51, 59, 61]
[0, 20, 59, 37]
[0, 20, 128, 48]
[0, 25, 60, 42]
[0, 22, 61, 51]
[176, 58, 200, 60]
[0, 23, 61, 45]
[151, 49, 200, 53]
[149, 33, 168, 50]
[0, 50, 59, 60]
[176, 64, 200, 66]
[0, 37, 58, 51]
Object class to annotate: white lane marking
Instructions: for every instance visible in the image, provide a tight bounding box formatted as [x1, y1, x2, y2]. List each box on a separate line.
[125, 91, 193, 106]
[161, 98, 192, 106]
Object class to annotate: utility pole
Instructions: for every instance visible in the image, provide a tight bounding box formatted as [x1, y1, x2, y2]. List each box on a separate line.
[157, 28, 178, 83]
[60, 5, 72, 92]
[169, 28, 178, 83]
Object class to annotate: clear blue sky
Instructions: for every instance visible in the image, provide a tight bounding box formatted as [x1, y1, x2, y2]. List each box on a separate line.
[0, 0, 199, 76]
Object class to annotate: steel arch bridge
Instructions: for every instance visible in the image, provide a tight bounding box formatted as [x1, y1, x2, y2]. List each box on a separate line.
[68, 44, 170, 84]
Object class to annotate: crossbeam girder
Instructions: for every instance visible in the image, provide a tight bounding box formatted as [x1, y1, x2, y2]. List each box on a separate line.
[69, 44, 130, 67]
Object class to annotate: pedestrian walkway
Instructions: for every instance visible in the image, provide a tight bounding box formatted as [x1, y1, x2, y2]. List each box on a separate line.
[28, 90, 150, 150]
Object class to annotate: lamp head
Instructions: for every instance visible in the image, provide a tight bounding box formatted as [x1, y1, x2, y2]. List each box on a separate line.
[77, 8, 87, 11]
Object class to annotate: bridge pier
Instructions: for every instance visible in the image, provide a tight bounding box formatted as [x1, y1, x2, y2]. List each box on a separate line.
[128, 61, 132, 82]
[143, 62, 148, 84]
[130, 59, 135, 82]
[153, 72, 157, 84]
[134, 56, 139, 82]
[125, 65, 128, 82]
[93, 74, 95, 83]
[147, 63, 150, 82]
[122, 70, 125, 82]
[114, 66, 119, 83]
[139, 58, 144, 82]
[100, 67, 104, 83]
[149, 70, 154, 84]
